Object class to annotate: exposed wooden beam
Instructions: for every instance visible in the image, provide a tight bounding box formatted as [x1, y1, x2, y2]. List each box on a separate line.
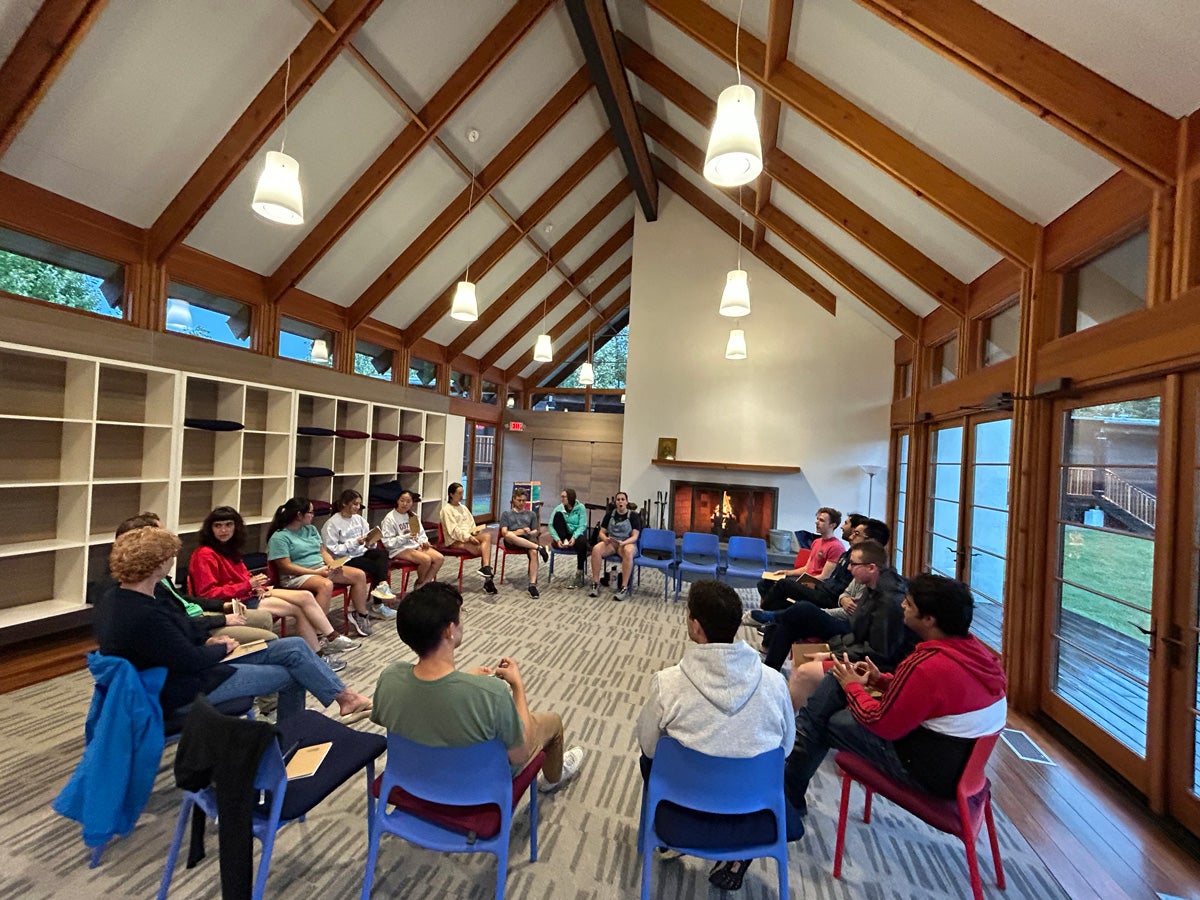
[643, 0, 1038, 265]
[403, 138, 620, 344]
[850, 0, 1178, 187]
[751, 0, 791, 251]
[342, 69, 592, 328]
[566, 0, 657, 221]
[524, 289, 629, 385]
[479, 220, 632, 371]
[0, 0, 110, 159]
[622, 36, 966, 313]
[653, 158, 838, 315]
[145, 0, 384, 260]
[265, 0, 555, 299]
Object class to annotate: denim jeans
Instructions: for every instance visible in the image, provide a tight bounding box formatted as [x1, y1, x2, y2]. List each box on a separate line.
[764, 601, 853, 669]
[783, 672, 915, 815]
[205, 636, 344, 720]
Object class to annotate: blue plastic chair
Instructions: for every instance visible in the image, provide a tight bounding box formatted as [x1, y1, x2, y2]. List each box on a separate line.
[674, 532, 720, 599]
[158, 709, 385, 900]
[631, 528, 678, 600]
[638, 738, 789, 899]
[361, 734, 543, 900]
[723, 536, 769, 583]
[547, 545, 581, 583]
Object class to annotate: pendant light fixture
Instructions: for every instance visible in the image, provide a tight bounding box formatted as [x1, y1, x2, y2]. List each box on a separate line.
[533, 236, 553, 363]
[720, 189, 751, 317]
[725, 325, 747, 360]
[578, 331, 595, 385]
[704, 0, 762, 188]
[253, 55, 305, 225]
[165, 298, 192, 332]
[310, 338, 330, 365]
[451, 130, 481, 322]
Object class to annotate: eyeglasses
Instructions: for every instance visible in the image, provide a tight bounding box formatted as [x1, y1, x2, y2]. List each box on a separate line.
[848, 560, 872, 569]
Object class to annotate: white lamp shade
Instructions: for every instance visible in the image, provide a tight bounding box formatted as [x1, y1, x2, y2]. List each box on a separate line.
[450, 281, 479, 321]
[704, 84, 763, 187]
[533, 333, 553, 362]
[252, 150, 304, 225]
[578, 361, 595, 385]
[725, 328, 747, 360]
[719, 269, 751, 317]
[165, 298, 192, 332]
[310, 338, 330, 364]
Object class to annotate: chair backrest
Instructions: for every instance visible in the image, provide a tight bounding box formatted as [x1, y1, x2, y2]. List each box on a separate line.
[382, 733, 513, 808]
[648, 736, 786, 824]
[639, 528, 676, 555]
[957, 732, 1001, 800]
[680, 531, 720, 558]
[727, 536, 768, 564]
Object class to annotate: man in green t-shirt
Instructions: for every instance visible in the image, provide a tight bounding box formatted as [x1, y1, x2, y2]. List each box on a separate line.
[371, 583, 584, 790]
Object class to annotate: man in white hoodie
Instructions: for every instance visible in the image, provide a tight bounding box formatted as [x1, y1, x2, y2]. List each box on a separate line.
[636, 580, 801, 891]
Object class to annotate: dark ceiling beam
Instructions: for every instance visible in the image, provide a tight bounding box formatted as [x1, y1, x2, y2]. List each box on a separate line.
[146, 0, 384, 260]
[751, 0, 792, 251]
[264, 0, 556, 300]
[0, 0, 109, 159]
[621, 35, 966, 313]
[850, 0, 1177, 187]
[479, 220, 632, 371]
[652, 157, 837, 315]
[566, 0, 657, 221]
[341, 68, 593, 328]
[644, 0, 1038, 265]
[524, 289, 629, 385]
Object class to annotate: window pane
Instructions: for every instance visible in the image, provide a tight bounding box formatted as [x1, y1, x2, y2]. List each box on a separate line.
[450, 370, 473, 398]
[0, 227, 123, 319]
[928, 533, 957, 577]
[481, 379, 498, 405]
[895, 362, 912, 399]
[982, 304, 1020, 366]
[279, 316, 333, 367]
[166, 282, 251, 347]
[409, 357, 438, 389]
[354, 340, 392, 380]
[470, 424, 495, 516]
[931, 337, 958, 385]
[1066, 230, 1148, 334]
[590, 392, 626, 414]
[930, 498, 959, 539]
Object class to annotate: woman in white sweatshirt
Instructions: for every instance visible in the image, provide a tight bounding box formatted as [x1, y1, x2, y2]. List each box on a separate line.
[380, 490, 443, 588]
[321, 489, 395, 605]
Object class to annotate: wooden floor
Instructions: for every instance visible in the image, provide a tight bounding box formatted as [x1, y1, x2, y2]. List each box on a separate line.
[4, 631, 1199, 898]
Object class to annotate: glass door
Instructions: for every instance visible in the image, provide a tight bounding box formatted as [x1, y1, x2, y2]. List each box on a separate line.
[926, 424, 964, 578]
[460, 421, 497, 519]
[894, 432, 909, 572]
[965, 418, 1012, 652]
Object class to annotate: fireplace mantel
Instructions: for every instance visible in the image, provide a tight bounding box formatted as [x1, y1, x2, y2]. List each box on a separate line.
[651, 458, 800, 474]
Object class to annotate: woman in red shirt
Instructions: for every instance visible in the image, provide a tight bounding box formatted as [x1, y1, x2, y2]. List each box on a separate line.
[188, 506, 359, 658]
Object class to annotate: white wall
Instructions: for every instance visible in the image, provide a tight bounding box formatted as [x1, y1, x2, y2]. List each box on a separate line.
[620, 191, 894, 531]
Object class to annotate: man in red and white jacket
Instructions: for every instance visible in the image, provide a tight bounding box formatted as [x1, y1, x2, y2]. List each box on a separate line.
[783, 573, 1007, 811]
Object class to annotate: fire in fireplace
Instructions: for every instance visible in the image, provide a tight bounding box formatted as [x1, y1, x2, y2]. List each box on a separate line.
[670, 480, 779, 541]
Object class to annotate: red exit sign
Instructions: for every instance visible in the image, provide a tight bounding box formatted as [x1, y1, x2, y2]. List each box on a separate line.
[508, 421, 525, 432]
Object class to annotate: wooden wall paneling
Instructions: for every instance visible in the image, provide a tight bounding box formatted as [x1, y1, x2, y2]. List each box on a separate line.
[531, 438, 565, 508]
[146, 0, 386, 260]
[916, 358, 1016, 421]
[1147, 187, 1176, 308]
[849, 0, 1178, 186]
[264, 0, 556, 298]
[589, 440, 622, 502]
[0, 0, 110, 159]
[644, 0, 1038, 266]
[968, 258, 1022, 318]
[165, 245, 269, 306]
[0, 173, 142, 263]
[1043, 171, 1153, 271]
[1171, 114, 1200, 297]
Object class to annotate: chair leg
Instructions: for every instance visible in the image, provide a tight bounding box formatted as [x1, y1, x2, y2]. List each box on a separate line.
[527, 779, 539, 862]
[640, 839, 654, 900]
[862, 787, 874, 823]
[984, 795, 1006, 889]
[494, 843, 509, 900]
[776, 850, 789, 899]
[360, 806, 384, 899]
[157, 796, 194, 898]
[833, 772, 853, 879]
[962, 829, 985, 900]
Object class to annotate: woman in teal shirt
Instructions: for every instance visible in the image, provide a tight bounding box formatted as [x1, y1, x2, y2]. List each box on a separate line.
[550, 488, 589, 588]
[267, 497, 374, 638]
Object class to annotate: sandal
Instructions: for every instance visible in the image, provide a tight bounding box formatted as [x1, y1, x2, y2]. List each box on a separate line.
[708, 859, 752, 892]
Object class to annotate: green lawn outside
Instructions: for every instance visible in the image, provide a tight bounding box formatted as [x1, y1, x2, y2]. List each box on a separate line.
[1060, 524, 1153, 639]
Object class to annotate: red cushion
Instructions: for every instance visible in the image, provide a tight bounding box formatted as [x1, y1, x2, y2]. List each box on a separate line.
[372, 432, 402, 441]
[835, 751, 988, 837]
[397, 434, 424, 443]
[371, 751, 544, 839]
[335, 429, 370, 439]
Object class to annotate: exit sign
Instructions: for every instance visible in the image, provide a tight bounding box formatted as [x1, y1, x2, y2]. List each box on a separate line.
[508, 421, 525, 431]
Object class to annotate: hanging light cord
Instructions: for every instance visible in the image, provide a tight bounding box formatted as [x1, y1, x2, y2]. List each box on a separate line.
[735, 0, 745, 86]
[737, 185, 743, 270]
[281, 56, 291, 153]
[465, 165, 475, 282]
[542, 248, 550, 331]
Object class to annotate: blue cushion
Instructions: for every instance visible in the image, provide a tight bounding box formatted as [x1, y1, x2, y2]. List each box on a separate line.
[294, 466, 334, 479]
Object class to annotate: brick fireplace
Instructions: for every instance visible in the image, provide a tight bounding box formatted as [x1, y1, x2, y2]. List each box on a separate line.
[670, 480, 779, 541]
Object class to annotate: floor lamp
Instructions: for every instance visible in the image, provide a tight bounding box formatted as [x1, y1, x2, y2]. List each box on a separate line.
[860, 464, 883, 517]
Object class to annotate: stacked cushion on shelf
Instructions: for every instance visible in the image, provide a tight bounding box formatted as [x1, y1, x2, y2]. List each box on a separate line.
[334, 429, 370, 439]
[311, 501, 333, 516]
[295, 466, 335, 479]
[297, 426, 336, 436]
[367, 499, 392, 510]
[184, 418, 244, 432]
[396, 465, 423, 474]
[397, 434, 424, 443]
[368, 480, 408, 506]
[371, 432, 402, 441]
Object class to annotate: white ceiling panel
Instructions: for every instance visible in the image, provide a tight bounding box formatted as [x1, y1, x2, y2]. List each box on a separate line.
[975, 0, 1200, 117]
[628, 75, 712, 150]
[438, 5, 585, 171]
[0, 0, 311, 226]
[185, 56, 404, 274]
[777, 108, 1000, 281]
[496, 300, 575, 373]
[787, 0, 1114, 222]
[0, 0, 38, 68]
[375, 204, 511, 328]
[559, 206, 634, 272]
[614, 6, 740, 105]
[463, 269, 564, 359]
[423, 242, 541, 346]
[299, 149, 465, 306]
[492, 91, 609, 214]
[771, 189, 940, 318]
[354, 0, 515, 110]
[537, 160, 630, 237]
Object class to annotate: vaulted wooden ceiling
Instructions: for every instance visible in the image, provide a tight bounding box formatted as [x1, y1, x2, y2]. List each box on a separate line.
[1, 0, 1196, 386]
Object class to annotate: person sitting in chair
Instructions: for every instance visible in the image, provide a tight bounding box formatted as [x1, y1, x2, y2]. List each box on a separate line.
[371, 582, 584, 792]
[635, 580, 800, 892]
[588, 492, 641, 601]
[498, 488, 548, 598]
[550, 488, 589, 588]
[440, 483, 497, 595]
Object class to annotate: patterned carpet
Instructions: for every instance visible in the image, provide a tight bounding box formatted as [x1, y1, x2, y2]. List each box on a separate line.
[0, 570, 1067, 899]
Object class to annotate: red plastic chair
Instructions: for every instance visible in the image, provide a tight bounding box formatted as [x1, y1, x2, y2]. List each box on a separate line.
[494, 534, 539, 584]
[436, 523, 478, 590]
[832, 732, 1005, 900]
[267, 560, 353, 635]
[387, 556, 418, 599]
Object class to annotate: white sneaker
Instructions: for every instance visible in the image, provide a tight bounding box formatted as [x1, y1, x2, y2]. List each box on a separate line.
[324, 634, 361, 654]
[539, 746, 585, 793]
[372, 582, 396, 601]
[368, 601, 397, 619]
